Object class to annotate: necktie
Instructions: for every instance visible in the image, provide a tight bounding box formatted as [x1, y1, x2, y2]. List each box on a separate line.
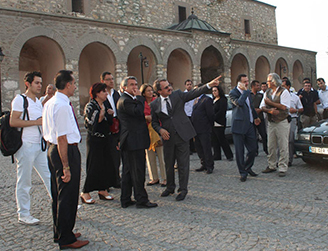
[70, 102, 82, 140]
[164, 98, 172, 116]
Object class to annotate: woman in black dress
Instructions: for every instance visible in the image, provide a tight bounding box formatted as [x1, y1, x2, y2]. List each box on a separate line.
[81, 83, 116, 204]
[212, 86, 233, 161]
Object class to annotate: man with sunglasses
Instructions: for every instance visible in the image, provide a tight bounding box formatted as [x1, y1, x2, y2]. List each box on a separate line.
[151, 76, 221, 201]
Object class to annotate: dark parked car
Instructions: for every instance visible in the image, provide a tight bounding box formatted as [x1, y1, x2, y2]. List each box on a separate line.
[295, 119, 328, 163]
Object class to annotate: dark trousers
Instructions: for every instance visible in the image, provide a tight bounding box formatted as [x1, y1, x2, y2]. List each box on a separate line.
[323, 109, 328, 119]
[195, 132, 214, 171]
[120, 149, 149, 206]
[48, 144, 81, 246]
[163, 132, 189, 194]
[108, 133, 121, 187]
[232, 123, 257, 177]
[255, 121, 268, 154]
[212, 126, 233, 160]
[188, 117, 196, 152]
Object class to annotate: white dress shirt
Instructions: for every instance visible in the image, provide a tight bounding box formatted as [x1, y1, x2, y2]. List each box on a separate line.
[160, 96, 172, 115]
[107, 88, 117, 117]
[260, 88, 291, 109]
[318, 85, 328, 109]
[183, 89, 194, 117]
[289, 92, 303, 118]
[42, 92, 81, 144]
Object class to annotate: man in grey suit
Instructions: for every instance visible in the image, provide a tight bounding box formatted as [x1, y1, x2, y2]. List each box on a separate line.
[229, 74, 261, 182]
[151, 77, 221, 201]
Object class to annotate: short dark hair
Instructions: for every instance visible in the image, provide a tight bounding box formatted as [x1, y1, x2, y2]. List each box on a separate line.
[236, 74, 247, 85]
[153, 78, 167, 93]
[317, 78, 325, 83]
[284, 79, 291, 87]
[24, 71, 41, 84]
[184, 79, 192, 85]
[89, 83, 107, 99]
[101, 71, 112, 81]
[304, 81, 311, 85]
[303, 77, 311, 82]
[55, 70, 74, 90]
[261, 82, 267, 86]
[251, 80, 259, 88]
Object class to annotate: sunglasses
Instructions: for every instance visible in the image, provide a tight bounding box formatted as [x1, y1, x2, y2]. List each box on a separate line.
[163, 84, 171, 90]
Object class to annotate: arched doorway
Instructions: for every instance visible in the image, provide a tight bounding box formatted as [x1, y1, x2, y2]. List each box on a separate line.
[127, 46, 157, 86]
[293, 60, 304, 91]
[79, 42, 116, 113]
[275, 57, 288, 78]
[255, 56, 270, 83]
[167, 49, 192, 90]
[200, 46, 224, 85]
[19, 36, 65, 95]
[230, 53, 249, 87]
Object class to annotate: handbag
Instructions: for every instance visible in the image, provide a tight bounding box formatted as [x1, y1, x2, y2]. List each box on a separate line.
[110, 117, 120, 134]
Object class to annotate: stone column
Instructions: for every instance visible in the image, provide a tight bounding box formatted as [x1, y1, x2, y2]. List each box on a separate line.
[192, 64, 201, 85]
[66, 58, 81, 116]
[115, 62, 128, 90]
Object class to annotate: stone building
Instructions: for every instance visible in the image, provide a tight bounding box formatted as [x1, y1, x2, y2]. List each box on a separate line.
[0, 0, 316, 114]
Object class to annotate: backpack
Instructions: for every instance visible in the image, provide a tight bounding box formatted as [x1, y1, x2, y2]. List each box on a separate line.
[0, 94, 28, 163]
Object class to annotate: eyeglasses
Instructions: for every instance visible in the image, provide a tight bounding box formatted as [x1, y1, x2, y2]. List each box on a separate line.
[163, 84, 171, 90]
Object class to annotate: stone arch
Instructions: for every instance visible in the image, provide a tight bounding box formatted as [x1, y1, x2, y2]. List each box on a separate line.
[78, 42, 116, 113]
[123, 37, 161, 64]
[274, 57, 289, 78]
[229, 48, 251, 68]
[200, 45, 225, 85]
[196, 40, 228, 67]
[127, 45, 157, 85]
[73, 32, 121, 63]
[230, 53, 250, 87]
[255, 56, 271, 83]
[163, 41, 195, 66]
[10, 26, 70, 59]
[167, 48, 193, 90]
[18, 36, 65, 95]
[293, 60, 304, 91]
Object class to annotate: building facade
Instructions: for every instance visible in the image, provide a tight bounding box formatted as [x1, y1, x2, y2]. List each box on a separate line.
[0, 0, 316, 114]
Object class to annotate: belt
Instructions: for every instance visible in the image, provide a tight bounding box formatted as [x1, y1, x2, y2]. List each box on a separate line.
[49, 143, 78, 146]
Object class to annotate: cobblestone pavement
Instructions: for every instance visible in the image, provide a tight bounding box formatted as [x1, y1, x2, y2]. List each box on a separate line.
[1, 133, 328, 250]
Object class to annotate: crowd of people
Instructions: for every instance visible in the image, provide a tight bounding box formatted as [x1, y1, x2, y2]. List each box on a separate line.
[9, 68, 327, 249]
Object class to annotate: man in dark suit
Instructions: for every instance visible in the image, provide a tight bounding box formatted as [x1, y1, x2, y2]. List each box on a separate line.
[151, 77, 221, 201]
[116, 76, 157, 208]
[101, 72, 121, 188]
[250, 80, 268, 155]
[191, 88, 215, 174]
[229, 74, 261, 182]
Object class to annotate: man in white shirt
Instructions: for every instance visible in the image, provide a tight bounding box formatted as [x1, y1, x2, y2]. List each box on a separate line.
[10, 71, 51, 225]
[183, 79, 196, 154]
[282, 78, 303, 167]
[43, 70, 89, 249]
[317, 78, 328, 119]
[261, 73, 291, 177]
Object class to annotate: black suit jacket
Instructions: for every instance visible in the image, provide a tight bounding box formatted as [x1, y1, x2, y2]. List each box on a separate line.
[151, 84, 210, 142]
[116, 93, 150, 151]
[191, 94, 214, 133]
[104, 89, 120, 114]
[229, 88, 258, 135]
[213, 96, 228, 126]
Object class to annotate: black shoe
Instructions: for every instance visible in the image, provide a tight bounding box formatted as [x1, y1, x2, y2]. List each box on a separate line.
[247, 169, 258, 177]
[288, 162, 292, 167]
[176, 193, 187, 201]
[136, 201, 158, 208]
[161, 190, 174, 197]
[195, 167, 206, 172]
[262, 167, 277, 173]
[227, 158, 233, 161]
[213, 156, 222, 161]
[121, 200, 137, 208]
[160, 183, 167, 187]
[240, 176, 247, 182]
[206, 169, 213, 174]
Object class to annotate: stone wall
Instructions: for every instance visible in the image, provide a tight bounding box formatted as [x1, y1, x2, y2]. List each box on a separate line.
[0, 0, 277, 44]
